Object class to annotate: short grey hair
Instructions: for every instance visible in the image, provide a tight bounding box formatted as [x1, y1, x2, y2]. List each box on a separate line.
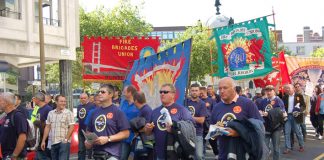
[219, 77, 236, 89]
[161, 83, 176, 93]
[0, 92, 16, 105]
[34, 92, 45, 102]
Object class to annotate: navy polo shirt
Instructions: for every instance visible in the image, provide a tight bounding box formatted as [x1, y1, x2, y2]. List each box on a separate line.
[88, 104, 130, 158]
[186, 98, 207, 136]
[0, 110, 28, 158]
[150, 103, 194, 159]
[211, 96, 263, 160]
[77, 102, 96, 131]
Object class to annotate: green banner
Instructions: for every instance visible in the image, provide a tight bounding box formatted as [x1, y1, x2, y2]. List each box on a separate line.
[212, 17, 273, 80]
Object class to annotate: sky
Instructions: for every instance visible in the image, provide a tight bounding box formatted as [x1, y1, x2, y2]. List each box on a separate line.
[79, 0, 324, 42]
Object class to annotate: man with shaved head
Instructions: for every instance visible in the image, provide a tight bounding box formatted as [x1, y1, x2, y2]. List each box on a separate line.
[282, 84, 305, 154]
[210, 77, 263, 160]
[77, 93, 96, 160]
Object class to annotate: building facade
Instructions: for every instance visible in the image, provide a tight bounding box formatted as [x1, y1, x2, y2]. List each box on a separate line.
[279, 26, 324, 57]
[0, 0, 80, 94]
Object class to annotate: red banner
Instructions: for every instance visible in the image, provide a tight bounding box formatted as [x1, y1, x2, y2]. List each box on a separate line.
[82, 36, 160, 81]
[254, 51, 291, 88]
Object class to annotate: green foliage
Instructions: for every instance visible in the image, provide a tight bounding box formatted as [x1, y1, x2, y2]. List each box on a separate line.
[161, 21, 217, 83]
[311, 48, 324, 57]
[46, 0, 153, 89]
[270, 31, 292, 55]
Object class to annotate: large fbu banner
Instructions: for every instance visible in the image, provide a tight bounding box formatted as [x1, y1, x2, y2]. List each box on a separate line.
[212, 17, 273, 80]
[124, 39, 192, 109]
[82, 36, 160, 81]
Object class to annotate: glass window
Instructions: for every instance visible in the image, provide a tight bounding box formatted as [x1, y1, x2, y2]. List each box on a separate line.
[162, 32, 168, 39]
[296, 46, 305, 55]
[168, 32, 174, 39]
[35, 0, 60, 26]
[0, 0, 21, 19]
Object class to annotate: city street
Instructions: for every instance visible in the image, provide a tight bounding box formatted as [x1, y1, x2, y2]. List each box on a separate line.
[204, 116, 324, 160]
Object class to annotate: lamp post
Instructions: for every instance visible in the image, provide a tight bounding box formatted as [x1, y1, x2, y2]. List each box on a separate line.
[38, 0, 46, 90]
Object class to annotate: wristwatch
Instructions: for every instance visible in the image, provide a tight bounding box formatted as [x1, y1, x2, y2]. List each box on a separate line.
[108, 136, 111, 142]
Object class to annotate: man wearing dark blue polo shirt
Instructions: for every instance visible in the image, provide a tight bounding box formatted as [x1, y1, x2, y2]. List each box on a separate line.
[186, 83, 207, 160]
[85, 84, 130, 160]
[211, 77, 263, 160]
[145, 83, 194, 160]
[120, 85, 139, 160]
[0, 92, 28, 159]
[77, 93, 96, 160]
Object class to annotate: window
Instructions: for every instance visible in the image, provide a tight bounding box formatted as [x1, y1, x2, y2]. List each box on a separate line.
[296, 46, 305, 55]
[0, 0, 21, 19]
[313, 46, 321, 52]
[35, 0, 60, 27]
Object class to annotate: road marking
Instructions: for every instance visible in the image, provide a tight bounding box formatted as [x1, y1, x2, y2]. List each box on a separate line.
[314, 153, 324, 160]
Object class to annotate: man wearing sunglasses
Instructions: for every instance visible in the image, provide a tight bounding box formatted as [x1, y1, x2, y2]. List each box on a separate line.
[186, 83, 207, 160]
[85, 84, 130, 160]
[145, 83, 193, 160]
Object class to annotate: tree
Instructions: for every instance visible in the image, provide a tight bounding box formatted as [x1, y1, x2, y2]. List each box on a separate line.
[311, 48, 324, 57]
[270, 31, 292, 55]
[46, 0, 153, 89]
[161, 21, 217, 83]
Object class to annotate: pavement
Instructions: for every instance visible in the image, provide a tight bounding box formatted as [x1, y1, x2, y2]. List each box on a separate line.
[70, 116, 324, 160]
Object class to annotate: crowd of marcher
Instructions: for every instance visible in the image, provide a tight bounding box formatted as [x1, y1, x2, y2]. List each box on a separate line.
[0, 77, 323, 160]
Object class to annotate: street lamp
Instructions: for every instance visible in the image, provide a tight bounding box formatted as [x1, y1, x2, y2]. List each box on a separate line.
[206, 0, 234, 28]
[38, 0, 50, 91]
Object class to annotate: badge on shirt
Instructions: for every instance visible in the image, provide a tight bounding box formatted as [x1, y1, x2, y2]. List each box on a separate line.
[95, 115, 106, 132]
[170, 108, 177, 115]
[79, 108, 86, 119]
[233, 106, 242, 114]
[188, 106, 195, 116]
[217, 113, 237, 127]
[157, 114, 167, 131]
[106, 112, 113, 119]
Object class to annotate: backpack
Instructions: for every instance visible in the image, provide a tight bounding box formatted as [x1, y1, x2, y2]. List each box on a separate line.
[171, 120, 197, 160]
[10, 109, 38, 150]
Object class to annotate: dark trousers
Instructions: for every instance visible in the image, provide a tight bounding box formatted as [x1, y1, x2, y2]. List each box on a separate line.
[209, 138, 219, 156]
[310, 113, 319, 134]
[318, 114, 324, 135]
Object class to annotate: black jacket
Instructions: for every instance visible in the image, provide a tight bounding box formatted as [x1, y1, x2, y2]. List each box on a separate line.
[282, 93, 306, 124]
[227, 118, 265, 160]
[264, 108, 285, 133]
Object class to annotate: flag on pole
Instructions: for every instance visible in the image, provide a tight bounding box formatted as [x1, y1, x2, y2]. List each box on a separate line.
[212, 17, 273, 80]
[253, 51, 291, 88]
[124, 39, 192, 109]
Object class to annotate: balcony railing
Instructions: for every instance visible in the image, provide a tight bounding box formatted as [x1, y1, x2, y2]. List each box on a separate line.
[35, 16, 60, 27]
[0, 8, 21, 19]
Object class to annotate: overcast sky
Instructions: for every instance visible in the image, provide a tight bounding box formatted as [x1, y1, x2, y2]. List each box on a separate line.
[79, 0, 324, 42]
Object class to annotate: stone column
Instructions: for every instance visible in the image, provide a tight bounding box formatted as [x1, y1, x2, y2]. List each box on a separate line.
[59, 60, 73, 111]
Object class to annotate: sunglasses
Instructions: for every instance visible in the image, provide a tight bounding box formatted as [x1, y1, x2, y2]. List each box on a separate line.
[98, 90, 109, 94]
[159, 90, 171, 94]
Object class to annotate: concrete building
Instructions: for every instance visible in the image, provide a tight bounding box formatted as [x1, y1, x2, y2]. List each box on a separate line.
[0, 0, 80, 95]
[149, 26, 187, 41]
[279, 26, 324, 57]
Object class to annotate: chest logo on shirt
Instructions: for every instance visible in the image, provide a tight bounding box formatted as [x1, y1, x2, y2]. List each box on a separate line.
[170, 108, 177, 115]
[4, 119, 10, 127]
[265, 104, 273, 112]
[36, 113, 41, 120]
[95, 115, 106, 132]
[233, 106, 242, 114]
[79, 108, 86, 119]
[106, 112, 113, 119]
[188, 106, 195, 116]
[217, 113, 237, 127]
[157, 114, 168, 131]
